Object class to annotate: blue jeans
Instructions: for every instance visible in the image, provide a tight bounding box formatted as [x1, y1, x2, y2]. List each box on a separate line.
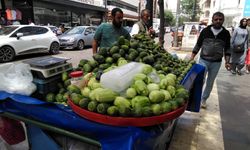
[199, 58, 222, 102]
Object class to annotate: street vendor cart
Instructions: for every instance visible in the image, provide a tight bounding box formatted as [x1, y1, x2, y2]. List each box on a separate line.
[0, 31, 205, 150]
[0, 62, 205, 150]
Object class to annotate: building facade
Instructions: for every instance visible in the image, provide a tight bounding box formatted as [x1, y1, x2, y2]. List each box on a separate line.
[0, 0, 106, 26]
[164, 0, 177, 16]
[106, 0, 139, 26]
[200, 0, 246, 27]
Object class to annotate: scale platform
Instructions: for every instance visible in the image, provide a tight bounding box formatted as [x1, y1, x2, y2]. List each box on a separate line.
[23, 56, 73, 78]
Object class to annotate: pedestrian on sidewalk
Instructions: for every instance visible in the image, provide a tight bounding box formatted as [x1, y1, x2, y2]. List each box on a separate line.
[245, 18, 250, 74]
[190, 12, 231, 109]
[130, 9, 155, 38]
[230, 18, 248, 75]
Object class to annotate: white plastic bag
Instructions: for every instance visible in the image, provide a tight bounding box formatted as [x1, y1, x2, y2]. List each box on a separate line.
[100, 62, 144, 93]
[0, 63, 36, 96]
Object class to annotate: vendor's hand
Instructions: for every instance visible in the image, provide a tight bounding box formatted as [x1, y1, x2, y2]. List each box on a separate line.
[149, 27, 155, 34]
[225, 62, 231, 71]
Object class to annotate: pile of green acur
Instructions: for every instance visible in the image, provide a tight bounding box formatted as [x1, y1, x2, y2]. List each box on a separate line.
[46, 33, 195, 117]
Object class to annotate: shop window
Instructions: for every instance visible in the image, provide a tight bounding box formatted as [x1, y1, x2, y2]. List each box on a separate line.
[72, 12, 80, 26]
[33, 7, 71, 26]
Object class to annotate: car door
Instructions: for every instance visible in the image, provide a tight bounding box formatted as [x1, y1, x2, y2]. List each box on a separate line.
[10, 26, 38, 54]
[83, 27, 93, 46]
[32, 26, 51, 50]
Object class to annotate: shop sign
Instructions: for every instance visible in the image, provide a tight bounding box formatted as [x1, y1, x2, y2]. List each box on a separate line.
[244, 0, 250, 17]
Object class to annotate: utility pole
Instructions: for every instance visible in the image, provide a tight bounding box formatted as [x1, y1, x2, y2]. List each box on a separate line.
[104, 0, 108, 22]
[1, 0, 6, 19]
[192, 0, 197, 21]
[174, 0, 180, 47]
[138, 1, 141, 19]
[146, 0, 153, 27]
[158, 0, 165, 47]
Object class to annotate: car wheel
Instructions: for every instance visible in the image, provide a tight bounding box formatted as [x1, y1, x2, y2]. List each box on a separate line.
[77, 40, 84, 50]
[49, 42, 60, 54]
[0, 46, 15, 63]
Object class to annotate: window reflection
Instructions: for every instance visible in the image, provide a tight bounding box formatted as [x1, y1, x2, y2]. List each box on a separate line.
[33, 7, 71, 26]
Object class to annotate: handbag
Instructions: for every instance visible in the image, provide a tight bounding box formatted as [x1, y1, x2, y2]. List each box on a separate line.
[232, 30, 246, 53]
[233, 44, 244, 53]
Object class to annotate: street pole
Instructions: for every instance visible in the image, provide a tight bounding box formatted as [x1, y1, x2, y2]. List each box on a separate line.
[146, 0, 153, 27]
[174, 0, 180, 47]
[158, 0, 165, 47]
[104, 0, 107, 22]
[192, 0, 197, 21]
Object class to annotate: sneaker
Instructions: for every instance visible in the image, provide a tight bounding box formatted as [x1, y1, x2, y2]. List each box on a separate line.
[201, 101, 207, 109]
[231, 70, 236, 75]
[246, 70, 250, 74]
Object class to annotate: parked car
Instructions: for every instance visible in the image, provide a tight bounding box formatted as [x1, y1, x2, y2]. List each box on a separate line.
[48, 25, 60, 36]
[0, 25, 60, 62]
[58, 26, 96, 50]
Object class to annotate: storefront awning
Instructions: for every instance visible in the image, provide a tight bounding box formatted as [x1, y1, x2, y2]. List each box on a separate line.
[107, 11, 138, 21]
[123, 17, 138, 21]
[39, 0, 107, 12]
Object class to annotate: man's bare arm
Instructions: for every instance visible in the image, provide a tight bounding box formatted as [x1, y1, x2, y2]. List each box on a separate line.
[190, 53, 196, 60]
[92, 39, 98, 54]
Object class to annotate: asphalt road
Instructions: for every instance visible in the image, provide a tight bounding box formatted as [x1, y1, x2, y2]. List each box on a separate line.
[11, 33, 174, 68]
[10, 46, 93, 68]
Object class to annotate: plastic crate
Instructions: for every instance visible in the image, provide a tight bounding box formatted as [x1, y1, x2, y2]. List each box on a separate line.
[32, 74, 63, 100]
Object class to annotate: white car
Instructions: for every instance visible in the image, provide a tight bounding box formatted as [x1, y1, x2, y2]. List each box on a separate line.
[0, 25, 60, 62]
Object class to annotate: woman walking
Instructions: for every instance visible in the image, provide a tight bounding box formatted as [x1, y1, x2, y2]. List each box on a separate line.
[230, 18, 248, 75]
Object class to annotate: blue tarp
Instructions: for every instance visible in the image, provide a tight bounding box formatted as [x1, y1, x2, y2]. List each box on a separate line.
[0, 64, 205, 150]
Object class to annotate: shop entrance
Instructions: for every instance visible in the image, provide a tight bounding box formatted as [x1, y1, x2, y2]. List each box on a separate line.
[13, 0, 33, 24]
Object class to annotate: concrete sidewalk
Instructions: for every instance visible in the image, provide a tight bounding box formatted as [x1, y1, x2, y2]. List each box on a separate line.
[165, 47, 225, 150]
[169, 83, 224, 150]
[167, 47, 250, 149]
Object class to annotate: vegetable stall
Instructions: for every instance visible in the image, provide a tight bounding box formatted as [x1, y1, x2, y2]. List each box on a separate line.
[0, 33, 205, 150]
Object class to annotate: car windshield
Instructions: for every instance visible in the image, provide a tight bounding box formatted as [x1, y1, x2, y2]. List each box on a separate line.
[0, 26, 18, 35]
[64, 26, 84, 34]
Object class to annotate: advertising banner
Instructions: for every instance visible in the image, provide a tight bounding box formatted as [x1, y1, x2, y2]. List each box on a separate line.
[243, 0, 250, 17]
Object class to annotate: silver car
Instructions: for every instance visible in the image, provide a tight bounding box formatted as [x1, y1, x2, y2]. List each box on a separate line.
[58, 26, 96, 50]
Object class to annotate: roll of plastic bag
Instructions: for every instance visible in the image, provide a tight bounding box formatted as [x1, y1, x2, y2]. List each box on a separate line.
[0, 63, 36, 96]
[100, 62, 144, 93]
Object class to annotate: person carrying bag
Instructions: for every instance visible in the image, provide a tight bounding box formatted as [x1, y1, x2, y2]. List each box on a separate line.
[232, 42, 245, 53]
[230, 18, 248, 75]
